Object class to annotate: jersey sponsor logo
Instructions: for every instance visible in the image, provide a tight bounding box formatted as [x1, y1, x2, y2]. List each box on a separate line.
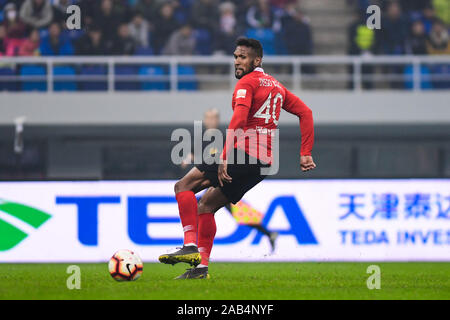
[236, 89, 247, 99]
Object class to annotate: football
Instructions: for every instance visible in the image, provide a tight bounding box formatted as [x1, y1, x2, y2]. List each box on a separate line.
[108, 250, 143, 281]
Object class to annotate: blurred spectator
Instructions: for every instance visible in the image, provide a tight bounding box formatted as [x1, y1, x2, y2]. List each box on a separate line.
[400, 0, 432, 13]
[112, 0, 132, 22]
[418, 5, 437, 34]
[228, 0, 252, 25]
[3, 3, 27, 39]
[213, 1, 241, 54]
[281, 4, 313, 55]
[112, 23, 136, 55]
[190, 0, 219, 34]
[96, 0, 123, 49]
[52, 0, 74, 24]
[347, 12, 376, 89]
[18, 28, 40, 55]
[1, 1, 26, 12]
[405, 20, 428, 55]
[246, 0, 281, 31]
[270, 0, 296, 9]
[162, 23, 195, 55]
[426, 19, 450, 89]
[376, 1, 408, 54]
[348, 13, 376, 55]
[172, 0, 190, 24]
[128, 11, 150, 49]
[433, 0, 450, 25]
[19, 0, 53, 29]
[39, 21, 73, 55]
[0, 25, 6, 55]
[134, 0, 159, 25]
[75, 25, 107, 55]
[78, 0, 98, 28]
[152, 2, 178, 54]
[426, 19, 450, 55]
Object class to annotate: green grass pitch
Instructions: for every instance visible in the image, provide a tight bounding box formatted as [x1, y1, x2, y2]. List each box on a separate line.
[0, 262, 448, 300]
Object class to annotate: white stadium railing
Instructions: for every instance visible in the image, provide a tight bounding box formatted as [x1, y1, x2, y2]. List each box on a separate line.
[0, 55, 449, 92]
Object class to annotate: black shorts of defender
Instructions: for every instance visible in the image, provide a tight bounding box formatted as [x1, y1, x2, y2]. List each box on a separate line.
[195, 148, 270, 204]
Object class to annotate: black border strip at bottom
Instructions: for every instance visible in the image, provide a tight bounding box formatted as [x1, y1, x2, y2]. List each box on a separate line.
[1, 300, 447, 318]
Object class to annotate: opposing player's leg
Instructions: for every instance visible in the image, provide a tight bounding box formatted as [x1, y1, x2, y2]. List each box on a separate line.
[252, 224, 279, 253]
[224, 203, 279, 253]
[159, 167, 212, 267]
[175, 187, 229, 279]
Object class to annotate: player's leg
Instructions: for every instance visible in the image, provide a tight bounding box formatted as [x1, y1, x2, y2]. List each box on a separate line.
[176, 187, 229, 279]
[174, 166, 212, 246]
[197, 186, 229, 265]
[251, 224, 279, 253]
[224, 203, 278, 253]
[159, 167, 212, 266]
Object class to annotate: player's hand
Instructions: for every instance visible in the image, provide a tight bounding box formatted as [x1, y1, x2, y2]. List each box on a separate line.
[218, 160, 232, 187]
[300, 155, 316, 172]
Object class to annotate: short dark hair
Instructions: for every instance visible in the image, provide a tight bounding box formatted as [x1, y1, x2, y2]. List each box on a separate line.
[235, 37, 263, 58]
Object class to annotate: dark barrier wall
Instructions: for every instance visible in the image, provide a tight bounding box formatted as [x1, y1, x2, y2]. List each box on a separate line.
[0, 124, 449, 180]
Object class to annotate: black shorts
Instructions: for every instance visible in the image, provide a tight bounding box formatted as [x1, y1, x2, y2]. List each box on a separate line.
[195, 149, 270, 204]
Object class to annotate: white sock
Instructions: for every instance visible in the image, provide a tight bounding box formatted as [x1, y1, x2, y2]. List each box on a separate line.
[196, 264, 208, 268]
[184, 243, 197, 247]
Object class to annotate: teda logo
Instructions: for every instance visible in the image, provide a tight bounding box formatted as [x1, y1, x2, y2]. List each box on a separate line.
[0, 200, 52, 251]
[55, 195, 318, 246]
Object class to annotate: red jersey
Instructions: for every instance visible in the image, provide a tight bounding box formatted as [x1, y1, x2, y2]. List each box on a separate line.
[223, 67, 314, 164]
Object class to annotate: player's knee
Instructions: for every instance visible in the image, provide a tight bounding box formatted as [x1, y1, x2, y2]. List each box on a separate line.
[174, 180, 185, 194]
[197, 199, 213, 214]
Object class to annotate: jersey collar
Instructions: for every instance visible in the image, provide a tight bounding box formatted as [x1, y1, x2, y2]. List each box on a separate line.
[254, 67, 264, 72]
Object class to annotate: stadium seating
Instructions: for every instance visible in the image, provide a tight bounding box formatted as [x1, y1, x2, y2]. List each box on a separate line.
[53, 65, 77, 91]
[430, 64, 450, 89]
[246, 28, 276, 55]
[274, 32, 288, 55]
[138, 65, 169, 91]
[0, 67, 18, 91]
[177, 65, 197, 91]
[134, 46, 154, 56]
[404, 65, 433, 90]
[78, 65, 108, 91]
[20, 65, 47, 91]
[115, 65, 140, 91]
[194, 29, 212, 55]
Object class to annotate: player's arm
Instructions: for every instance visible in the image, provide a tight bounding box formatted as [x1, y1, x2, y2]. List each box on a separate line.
[219, 84, 252, 186]
[283, 89, 316, 172]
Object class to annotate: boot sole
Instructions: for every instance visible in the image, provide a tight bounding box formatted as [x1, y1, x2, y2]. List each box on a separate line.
[159, 252, 201, 267]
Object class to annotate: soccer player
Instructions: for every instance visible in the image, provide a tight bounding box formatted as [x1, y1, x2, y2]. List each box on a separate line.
[159, 38, 316, 279]
[179, 108, 280, 253]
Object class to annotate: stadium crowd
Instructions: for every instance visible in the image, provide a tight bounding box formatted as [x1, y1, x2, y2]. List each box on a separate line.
[348, 0, 449, 56]
[0, 0, 313, 56]
[0, 0, 447, 57]
[347, 0, 449, 89]
[0, 0, 447, 91]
